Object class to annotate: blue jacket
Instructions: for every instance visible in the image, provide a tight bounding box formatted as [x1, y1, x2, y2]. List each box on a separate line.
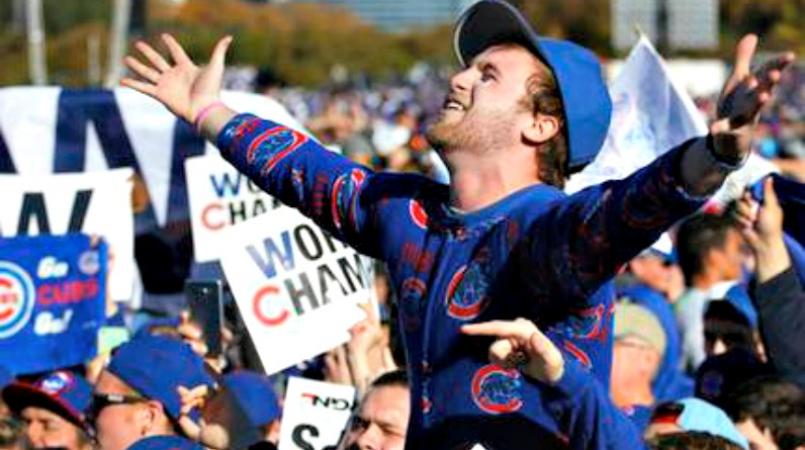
[618, 283, 693, 402]
[217, 115, 704, 449]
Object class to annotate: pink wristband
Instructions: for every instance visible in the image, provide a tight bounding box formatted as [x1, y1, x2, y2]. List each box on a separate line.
[194, 101, 226, 132]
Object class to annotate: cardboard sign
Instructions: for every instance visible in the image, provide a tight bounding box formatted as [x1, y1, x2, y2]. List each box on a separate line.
[220, 208, 372, 375]
[0, 168, 134, 301]
[0, 234, 107, 374]
[186, 152, 293, 262]
[279, 377, 356, 450]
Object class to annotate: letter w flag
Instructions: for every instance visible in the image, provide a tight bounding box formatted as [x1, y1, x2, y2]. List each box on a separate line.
[565, 35, 776, 200]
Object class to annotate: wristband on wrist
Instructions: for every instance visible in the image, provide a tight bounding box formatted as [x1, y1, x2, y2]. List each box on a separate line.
[193, 101, 226, 133]
[705, 133, 748, 172]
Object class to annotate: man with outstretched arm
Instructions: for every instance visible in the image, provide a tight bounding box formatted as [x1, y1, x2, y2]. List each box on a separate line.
[121, 1, 792, 447]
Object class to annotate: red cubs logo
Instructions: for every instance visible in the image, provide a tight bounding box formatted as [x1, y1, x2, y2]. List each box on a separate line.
[0, 262, 36, 339]
[445, 265, 490, 320]
[471, 364, 523, 414]
[409, 199, 428, 229]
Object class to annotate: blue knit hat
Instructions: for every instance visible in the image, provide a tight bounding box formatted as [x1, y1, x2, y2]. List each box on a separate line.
[454, 0, 612, 171]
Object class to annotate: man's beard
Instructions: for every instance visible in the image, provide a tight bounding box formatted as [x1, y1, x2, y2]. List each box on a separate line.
[425, 112, 479, 154]
[425, 109, 517, 157]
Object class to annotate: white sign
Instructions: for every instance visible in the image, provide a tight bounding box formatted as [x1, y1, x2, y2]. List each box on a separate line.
[220, 208, 372, 375]
[186, 152, 293, 262]
[0, 87, 304, 229]
[0, 168, 135, 301]
[279, 377, 356, 450]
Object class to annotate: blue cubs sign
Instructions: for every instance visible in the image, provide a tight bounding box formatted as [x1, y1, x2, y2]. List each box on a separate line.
[0, 233, 107, 374]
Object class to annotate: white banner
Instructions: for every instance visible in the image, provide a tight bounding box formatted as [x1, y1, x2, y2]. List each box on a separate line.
[279, 377, 356, 450]
[567, 35, 708, 194]
[185, 152, 293, 262]
[567, 36, 776, 200]
[0, 168, 135, 301]
[220, 208, 372, 375]
[0, 87, 304, 229]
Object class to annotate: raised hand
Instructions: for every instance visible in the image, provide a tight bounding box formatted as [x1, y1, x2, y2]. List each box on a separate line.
[710, 34, 795, 163]
[735, 177, 790, 282]
[461, 318, 565, 385]
[121, 34, 232, 124]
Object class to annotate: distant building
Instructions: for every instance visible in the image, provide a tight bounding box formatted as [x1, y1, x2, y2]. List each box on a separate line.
[278, 0, 478, 32]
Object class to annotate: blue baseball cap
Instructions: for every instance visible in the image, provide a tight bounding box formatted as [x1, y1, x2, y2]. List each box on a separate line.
[674, 398, 749, 449]
[454, 0, 612, 171]
[2, 370, 92, 429]
[126, 435, 204, 450]
[223, 371, 281, 428]
[107, 335, 216, 423]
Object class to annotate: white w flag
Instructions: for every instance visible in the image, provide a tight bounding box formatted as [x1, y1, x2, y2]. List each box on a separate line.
[566, 35, 707, 194]
[566, 35, 777, 202]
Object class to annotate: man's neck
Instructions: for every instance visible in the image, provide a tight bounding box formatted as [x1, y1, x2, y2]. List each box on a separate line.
[446, 149, 540, 213]
[691, 271, 722, 291]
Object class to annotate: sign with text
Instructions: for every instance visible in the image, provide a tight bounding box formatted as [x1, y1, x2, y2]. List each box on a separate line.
[0, 168, 134, 301]
[0, 87, 305, 234]
[0, 234, 107, 375]
[185, 152, 291, 262]
[279, 377, 356, 450]
[220, 208, 372, 375]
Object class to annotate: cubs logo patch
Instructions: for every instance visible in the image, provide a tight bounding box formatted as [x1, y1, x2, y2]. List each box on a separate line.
[330, 169, 368, 232]
[471, 364, 523, 414]
[245, 126, 307, 175]
[445, 263, 490, 321]
[0, 261, 36, 339]
[409, 199, 428, 230]
[563, 304, 606, 340]
[39, 371, 75, 395]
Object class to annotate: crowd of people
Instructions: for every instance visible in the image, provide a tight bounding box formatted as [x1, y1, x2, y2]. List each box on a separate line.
[1, 0, 804, 449]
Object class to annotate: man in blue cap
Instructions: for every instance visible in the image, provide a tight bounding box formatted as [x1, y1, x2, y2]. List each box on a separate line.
[120, 0, 793, 446]
[2, 370, 94, 450]
[90, 335, 215, 450]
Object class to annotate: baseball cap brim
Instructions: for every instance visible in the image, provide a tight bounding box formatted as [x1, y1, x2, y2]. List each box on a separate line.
[454, 0, 545, 68]
[2, 383, 85, 428]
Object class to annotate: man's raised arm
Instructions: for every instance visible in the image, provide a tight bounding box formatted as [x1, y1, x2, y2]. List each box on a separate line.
[121, 35, 381, 255]
[525, 34, 794, 303]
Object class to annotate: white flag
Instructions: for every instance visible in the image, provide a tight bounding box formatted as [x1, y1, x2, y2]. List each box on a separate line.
[566, 36, 707, 194]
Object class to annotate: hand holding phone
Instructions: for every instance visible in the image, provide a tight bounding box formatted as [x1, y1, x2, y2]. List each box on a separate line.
[185, 279, 224, 357]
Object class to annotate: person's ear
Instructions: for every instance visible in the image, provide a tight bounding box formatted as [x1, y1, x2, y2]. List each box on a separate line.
[139, 400, 165, 435]
[523, 113, 560, 145]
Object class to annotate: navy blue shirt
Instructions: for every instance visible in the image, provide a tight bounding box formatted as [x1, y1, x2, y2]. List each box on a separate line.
[218, 115, 704, 448]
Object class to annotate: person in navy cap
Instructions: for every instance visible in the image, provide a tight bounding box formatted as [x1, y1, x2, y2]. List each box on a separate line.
[2, 370, 93, 450]
[222, 371, 281, 446]
[120, 0, 794, 446]
[90, 335, 216, 450]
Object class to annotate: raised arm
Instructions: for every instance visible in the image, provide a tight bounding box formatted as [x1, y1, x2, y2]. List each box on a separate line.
[122, 35, 381, 255]
[525, 35, 794, 303]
